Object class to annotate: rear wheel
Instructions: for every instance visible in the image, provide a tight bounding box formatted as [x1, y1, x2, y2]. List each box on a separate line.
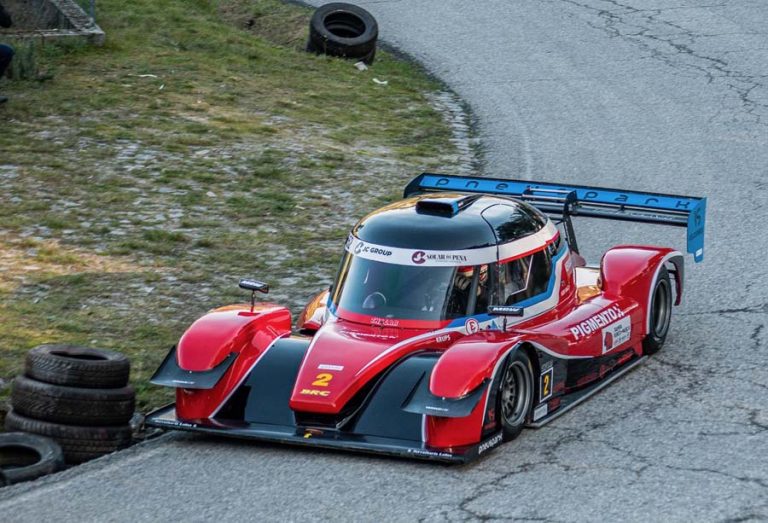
[643, 267, 672, 355]
[499, 350, 534, 441]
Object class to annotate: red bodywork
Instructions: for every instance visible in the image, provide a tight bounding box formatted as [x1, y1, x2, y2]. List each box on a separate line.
[174, 304, 291, 419]
[171, 245, 681, 450]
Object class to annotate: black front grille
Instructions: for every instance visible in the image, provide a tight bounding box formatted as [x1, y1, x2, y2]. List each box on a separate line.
[293, 412, 347, 429]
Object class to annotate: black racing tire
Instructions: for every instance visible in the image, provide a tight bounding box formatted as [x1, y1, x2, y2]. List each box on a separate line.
[498, 350, 534, 442]
[25, 344, 130, 389]
[11, 375, 135, 426]
[0, 432, 64, 484]
[642, 267, 673, 355]
[307, 3, 378, 64]
[4, 411, 133, 465]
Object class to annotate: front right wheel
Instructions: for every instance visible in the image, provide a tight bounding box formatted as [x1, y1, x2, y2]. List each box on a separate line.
[499, 350, 534, 441]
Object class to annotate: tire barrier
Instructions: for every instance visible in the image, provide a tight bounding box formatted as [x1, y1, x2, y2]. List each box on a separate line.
[306, 3, 378, 65]
[0, 432, 64, 484]
[5, 345, 134, 465]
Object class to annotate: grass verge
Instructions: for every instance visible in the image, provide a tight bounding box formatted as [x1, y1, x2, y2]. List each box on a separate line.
[0, 0, 470, 411]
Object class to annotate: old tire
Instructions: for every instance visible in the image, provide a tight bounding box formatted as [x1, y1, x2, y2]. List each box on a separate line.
[4, 410, 133, 465]
[498, 350, 534, 442]
[11, 375, 135, 426]
[26, 344, 130, 389]
[0, 432, 64, 484]
[307, 3, 378, 64]
[642, 267, 672, 355]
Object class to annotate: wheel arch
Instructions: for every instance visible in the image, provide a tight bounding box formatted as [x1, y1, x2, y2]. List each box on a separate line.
[601, 246, 683, 338]
[151, 305, 294, 420]
[517, 341, 542, 407]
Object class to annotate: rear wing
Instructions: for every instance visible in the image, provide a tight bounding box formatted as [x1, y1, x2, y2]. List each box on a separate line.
[404, 173, 706, 262]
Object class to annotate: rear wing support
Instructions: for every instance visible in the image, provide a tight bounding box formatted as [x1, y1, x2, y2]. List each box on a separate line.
[404, 173, 707, 262]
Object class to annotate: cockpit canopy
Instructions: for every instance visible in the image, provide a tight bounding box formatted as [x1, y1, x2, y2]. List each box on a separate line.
[330, 194, 565, 326]
[352, 193, 549, 251]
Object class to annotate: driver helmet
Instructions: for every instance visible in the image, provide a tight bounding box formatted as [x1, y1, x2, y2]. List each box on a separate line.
[454, 264, 488, 291]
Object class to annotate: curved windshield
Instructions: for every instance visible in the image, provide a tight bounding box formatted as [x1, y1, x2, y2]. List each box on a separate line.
[331, 254, 490, 321]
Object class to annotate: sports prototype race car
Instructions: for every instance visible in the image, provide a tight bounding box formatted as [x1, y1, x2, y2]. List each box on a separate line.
[146, 174, 706, 462]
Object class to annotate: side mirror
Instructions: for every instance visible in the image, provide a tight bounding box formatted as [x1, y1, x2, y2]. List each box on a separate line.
[239, 279, 269, 294]
[239, 279, 269, 313]
[488, 305, 524, 316]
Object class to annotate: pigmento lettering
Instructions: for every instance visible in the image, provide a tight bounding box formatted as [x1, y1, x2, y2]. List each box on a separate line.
[569, 304, 626, 340]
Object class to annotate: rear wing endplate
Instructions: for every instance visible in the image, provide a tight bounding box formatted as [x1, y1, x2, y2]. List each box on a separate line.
[404, 173, 707, 262]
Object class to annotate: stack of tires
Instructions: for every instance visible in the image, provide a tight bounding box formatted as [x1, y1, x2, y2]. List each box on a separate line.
[5, 344, 135, 464]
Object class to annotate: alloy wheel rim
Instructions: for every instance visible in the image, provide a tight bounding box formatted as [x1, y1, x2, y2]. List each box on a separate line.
[501, 361, 531, 426]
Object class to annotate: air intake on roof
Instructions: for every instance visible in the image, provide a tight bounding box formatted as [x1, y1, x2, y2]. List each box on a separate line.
[415, 195, 480, 216]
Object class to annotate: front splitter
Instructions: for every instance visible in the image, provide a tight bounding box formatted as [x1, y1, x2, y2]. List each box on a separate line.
[146, 404, 503, 464]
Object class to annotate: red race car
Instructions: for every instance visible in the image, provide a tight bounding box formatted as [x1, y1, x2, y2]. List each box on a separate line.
[146, 173, 706, 462]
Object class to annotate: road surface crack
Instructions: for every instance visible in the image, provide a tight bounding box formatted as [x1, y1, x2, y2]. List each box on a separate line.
[552, 0, 768, 126]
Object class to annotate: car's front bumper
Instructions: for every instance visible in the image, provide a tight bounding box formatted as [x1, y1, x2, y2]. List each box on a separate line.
[145, 404, 502, 464]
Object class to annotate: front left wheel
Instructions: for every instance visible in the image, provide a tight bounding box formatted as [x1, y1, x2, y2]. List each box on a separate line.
[499, 350, 534, 441]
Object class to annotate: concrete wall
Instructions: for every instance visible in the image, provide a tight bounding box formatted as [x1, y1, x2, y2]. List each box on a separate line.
[0, 0, 104, 44]
[3, 0, 75, 30]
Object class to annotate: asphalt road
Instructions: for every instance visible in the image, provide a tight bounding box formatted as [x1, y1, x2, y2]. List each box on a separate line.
[2, 1, 767, 521]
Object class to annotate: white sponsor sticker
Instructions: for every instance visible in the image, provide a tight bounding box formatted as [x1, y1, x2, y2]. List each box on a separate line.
[161, 420, 197, 429]
[347, 234, 494, 266]
[533, 403, 548, 421]
[345, 221, 559, 267]
[318, 364, 344, 371]
[478, 433, 503, 454]
[407, 448, 454, 458]
[465, 318, 480, 335]
[602, 315, 632, 354]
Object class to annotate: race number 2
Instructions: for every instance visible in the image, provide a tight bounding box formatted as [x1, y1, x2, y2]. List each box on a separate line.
[540, 367, 553, 400]
[312, 373, 333, 387]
